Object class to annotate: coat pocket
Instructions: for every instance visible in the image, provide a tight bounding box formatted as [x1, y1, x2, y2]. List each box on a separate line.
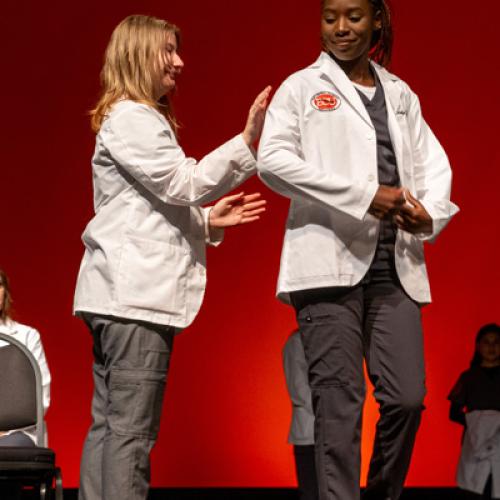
[117, 235, 189, 314]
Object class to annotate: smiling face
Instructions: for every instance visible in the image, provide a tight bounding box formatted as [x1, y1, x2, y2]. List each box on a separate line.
[155, 31, 184, 99]
[321, 0, 381, 63]
[477, 332, 500, 367]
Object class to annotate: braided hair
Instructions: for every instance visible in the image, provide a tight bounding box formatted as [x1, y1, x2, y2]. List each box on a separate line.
[368, 0, 393, 67]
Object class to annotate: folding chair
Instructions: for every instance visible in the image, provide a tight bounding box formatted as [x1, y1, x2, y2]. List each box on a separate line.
[0, 332, 62, 499]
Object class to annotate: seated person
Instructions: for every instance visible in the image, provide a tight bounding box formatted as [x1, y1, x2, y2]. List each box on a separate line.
[0, 268, 51, 447]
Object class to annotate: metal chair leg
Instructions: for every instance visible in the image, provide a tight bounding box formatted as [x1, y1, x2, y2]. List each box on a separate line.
[40, 481, 47, 500]
[54, 467, 63, 500]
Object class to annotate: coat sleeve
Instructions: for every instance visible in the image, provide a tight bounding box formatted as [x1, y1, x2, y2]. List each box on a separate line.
[405, 88, 459, 242]
[103, 103, 257, 206]
[201, 206, 224, 247]
[257, 81, 378, 221]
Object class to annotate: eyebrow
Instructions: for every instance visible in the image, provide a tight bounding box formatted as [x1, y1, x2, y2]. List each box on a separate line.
[323, 6, 365, 13]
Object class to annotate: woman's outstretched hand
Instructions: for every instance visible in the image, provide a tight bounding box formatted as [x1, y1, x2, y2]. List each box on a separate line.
[394, 190, 433, 235]
[209, 192, 267, 228]
[242, 86, 272, 146]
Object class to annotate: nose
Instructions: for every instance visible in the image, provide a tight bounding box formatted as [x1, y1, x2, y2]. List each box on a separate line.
[173, 53, 184, 70]
[335, 16, 349, 35]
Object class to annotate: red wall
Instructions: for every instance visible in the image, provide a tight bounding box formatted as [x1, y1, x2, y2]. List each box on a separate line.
[2, 0, 499, 488]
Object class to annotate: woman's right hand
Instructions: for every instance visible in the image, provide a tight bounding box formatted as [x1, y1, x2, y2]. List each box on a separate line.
[368, 186, 406, 219]
[242, 86, 272, 147]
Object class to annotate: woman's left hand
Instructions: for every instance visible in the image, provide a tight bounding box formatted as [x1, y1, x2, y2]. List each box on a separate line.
[209, 192, 267, 228]
[242, 86, 272, 146]
[394, 190, 433, 235]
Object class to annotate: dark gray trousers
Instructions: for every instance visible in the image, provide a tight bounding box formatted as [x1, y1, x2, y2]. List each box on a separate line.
[78, 314, 174, 500]
[294, 444, 320, 500]
[294, 280, 425, 500]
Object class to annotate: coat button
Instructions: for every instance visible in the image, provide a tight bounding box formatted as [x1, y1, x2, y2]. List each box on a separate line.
[366, 133, 375, 141]
[368, 174, 375, 182]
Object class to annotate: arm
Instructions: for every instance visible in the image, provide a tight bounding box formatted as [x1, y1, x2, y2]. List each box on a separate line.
[400, 89, 459, 241]
[258, 82, 379, 221]
[449, 402, 466, 426]
[104, 104, 257, 207]
[448, 372, 468, 426]
[26, 328, 51, 416]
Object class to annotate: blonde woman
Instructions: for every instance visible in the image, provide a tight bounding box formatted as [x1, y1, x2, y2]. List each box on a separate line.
[73, 15, 270, 500]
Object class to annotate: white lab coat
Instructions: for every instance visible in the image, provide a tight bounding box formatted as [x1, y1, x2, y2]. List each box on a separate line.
[457, 410, 500, 498]
[282, 331, 314, 445]
[74, 100, 257, 328]
[0, 320, 51, 445]
[258, 52, 459, 304]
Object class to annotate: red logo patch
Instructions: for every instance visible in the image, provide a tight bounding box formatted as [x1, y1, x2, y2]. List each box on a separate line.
[311, 92, 341, 111]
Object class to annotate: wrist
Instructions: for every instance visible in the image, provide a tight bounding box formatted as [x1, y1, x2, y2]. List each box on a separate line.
[242, 130, 252, 147]
[208, 207, 219, 229]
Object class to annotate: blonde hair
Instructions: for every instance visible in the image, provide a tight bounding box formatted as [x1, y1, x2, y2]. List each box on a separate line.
[0, 269, 13, 322]
[90, 15, 180, 134]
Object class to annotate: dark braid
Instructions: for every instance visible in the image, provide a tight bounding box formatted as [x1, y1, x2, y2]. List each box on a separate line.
[369, 0, 393, 67]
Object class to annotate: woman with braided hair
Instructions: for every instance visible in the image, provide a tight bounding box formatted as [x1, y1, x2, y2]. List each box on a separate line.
[258, 0, 458, 498]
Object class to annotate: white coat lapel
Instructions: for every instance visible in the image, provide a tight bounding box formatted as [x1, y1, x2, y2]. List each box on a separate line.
[373, 64, 404, 182]
[315, 52, 373, 129]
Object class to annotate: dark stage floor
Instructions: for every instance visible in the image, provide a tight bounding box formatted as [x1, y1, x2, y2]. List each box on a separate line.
[17, 488, 472, 499]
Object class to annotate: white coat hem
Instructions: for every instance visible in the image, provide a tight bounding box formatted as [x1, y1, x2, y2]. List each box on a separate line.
[74, 307, 188, 331]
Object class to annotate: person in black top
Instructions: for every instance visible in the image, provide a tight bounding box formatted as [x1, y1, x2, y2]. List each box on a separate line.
[448, 323, 500, 499]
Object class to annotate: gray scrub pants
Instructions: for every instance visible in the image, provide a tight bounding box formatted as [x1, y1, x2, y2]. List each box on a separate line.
[294, 279, 425, 500]
[78, 314, 174, 500]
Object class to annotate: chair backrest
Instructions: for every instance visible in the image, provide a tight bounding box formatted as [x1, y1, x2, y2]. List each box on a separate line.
[0, 333, 45, 446]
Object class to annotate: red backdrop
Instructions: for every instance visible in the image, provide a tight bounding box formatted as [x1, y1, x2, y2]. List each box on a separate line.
[2, 0, 499, 488]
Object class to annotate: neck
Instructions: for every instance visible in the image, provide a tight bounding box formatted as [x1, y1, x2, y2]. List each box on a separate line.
[329, 52, 374, 85]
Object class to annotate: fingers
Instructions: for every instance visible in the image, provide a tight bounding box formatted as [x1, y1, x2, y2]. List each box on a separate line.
[220, 192, 245, 204]
[394, 187, 406, 206]
[404, 189, 419, 207]
[241, 192, 263, 203]
[241, 200, 266, 211]
[394, 214, 413, 230]
[239, 215, 262, 224]
[368, 207, 384, 220]
[254, 86, 272, 107]
[242, 207, 266, 218]
[395, 211, 420, 233]
[399, 203, 415, 216]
